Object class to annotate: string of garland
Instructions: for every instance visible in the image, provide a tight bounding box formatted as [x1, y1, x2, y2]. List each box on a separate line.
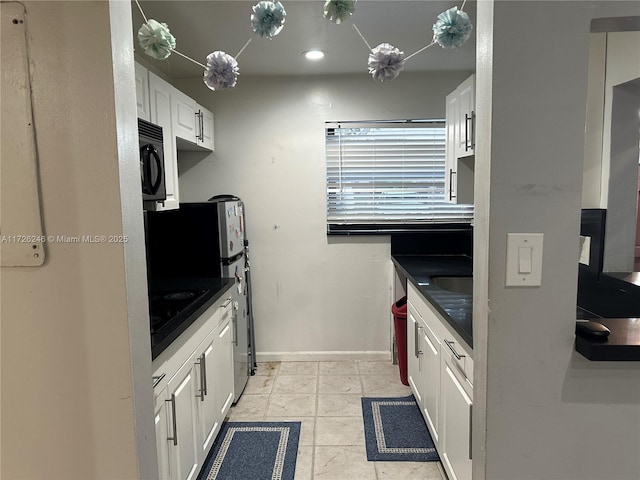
[136, 0, 473, 89]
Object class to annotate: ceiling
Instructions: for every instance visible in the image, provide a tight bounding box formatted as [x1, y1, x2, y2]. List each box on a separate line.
[131, 1, 476, 79]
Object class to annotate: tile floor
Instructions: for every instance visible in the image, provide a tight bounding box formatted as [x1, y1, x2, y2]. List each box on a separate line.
[227, 360, 445, 480]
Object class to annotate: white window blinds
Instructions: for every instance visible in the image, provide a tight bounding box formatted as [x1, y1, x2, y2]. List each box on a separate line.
[325, 122, 473, 233]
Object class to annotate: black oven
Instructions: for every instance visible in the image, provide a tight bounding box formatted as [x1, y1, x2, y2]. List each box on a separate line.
[138, 118, 166, 202]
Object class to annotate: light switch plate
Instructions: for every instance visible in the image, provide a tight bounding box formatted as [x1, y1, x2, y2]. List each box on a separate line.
[506, 233, 544, 286]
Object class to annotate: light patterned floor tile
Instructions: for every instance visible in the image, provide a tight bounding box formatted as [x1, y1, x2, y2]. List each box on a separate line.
[274, 374, 317, 394]
[294, 445, 314, 480]
[318, 361, 358, 375]
[254, 361, 280, 376]
[375, 461, 444, 480]
[318, 375, 362, 394]
[357, 360, 401, 376]
[361, 374, 412, 396]
[267, 394, 317, 417]
[227, 394, 269, 419]
[317, 394, 362, 417]
[315, 416, 365, 446]
[278, 361, 319, 375]
[244, 374, 275, 394]
[313, 445, 376, 480]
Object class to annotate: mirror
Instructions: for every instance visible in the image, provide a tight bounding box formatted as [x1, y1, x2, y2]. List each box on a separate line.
[582, 18, 640, 273]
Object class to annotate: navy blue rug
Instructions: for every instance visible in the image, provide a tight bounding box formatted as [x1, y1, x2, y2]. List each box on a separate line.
[361, 395, 439, 462]
[198, 421, 300, 480]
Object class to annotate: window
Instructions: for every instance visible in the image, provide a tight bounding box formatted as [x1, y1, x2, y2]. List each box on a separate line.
[325, 121, 473, 234]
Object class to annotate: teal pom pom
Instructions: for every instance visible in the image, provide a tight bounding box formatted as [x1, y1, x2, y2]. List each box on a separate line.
[323, 0, 356, 24]
[137, 19, 176, 60]
[251, 1, 287, 38]
[432, 7, 473, 49]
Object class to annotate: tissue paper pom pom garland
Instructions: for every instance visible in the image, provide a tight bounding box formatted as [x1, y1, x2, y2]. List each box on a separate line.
[323, 0, 356, 24]
[137, 19, 176, 60]
[251, 0, 287, 38]
[368, 43, 405, 82]
[432, 6, 473, 49]
[203, 51, 240, 91]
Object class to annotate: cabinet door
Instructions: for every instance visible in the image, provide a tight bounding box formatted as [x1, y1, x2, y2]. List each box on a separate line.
[166, 359, 200, 480]
[456, 75, 475, 158]
[421, 323, 441, 446]
[407, 303, 424, 406]
[148, 72, 179, 210]
[154, 388, 171, 480]
[134, 62, 150, 121]
[195, 330, 221, 457]
[214, 307, 235, 420]
[444, 92, 459, 203]
[196, 105, 214, 151]
[441, 355, 473, 480]
[172, 90, 198, 144]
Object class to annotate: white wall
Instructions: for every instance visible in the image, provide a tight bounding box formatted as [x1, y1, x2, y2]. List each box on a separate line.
[175, 72, 469, 359]
[1, 2, 155, 478]
[474, 2, 640, 480]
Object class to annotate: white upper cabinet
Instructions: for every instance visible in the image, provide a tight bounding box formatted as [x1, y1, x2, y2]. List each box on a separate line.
[445, 74, 475, 205]
[172, 89, 198, 144]
[455, 75, 475, 158]
[197, 105, 214, 151]
[148, 71, 180, 211]
[134, 62, 215, 210]
[172, 91, 215, 151]
[134, 62, 150, 121]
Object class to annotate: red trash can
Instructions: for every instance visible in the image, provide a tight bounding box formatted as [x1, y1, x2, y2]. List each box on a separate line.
[392, 296, 409, 386]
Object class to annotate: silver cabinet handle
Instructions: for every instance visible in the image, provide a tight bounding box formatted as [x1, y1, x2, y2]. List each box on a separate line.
[470, 111, 476, 150]
[444, 339, 465, 360]
[232, 310, 238, 346]
[199, 111, 204, 141]
[166, 394, 178, 446]
[464, 113, 471, 151]
[194, 111, 201, 141]
[469, 404, 473, 460]
[196, 353, 207, 401]
[449, 169, 456, 200]
[414, 322, 423, 358]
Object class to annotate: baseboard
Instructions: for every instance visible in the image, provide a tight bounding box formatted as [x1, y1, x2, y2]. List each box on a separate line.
[256, 351, 391, 363]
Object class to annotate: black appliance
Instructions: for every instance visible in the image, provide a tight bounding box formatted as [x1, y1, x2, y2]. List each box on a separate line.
[138, 118, 166, 202]
[145, 198, 255, 401]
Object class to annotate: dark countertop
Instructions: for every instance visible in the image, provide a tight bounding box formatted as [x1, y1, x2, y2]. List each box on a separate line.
[150, 277, 234, 359]
[392, 254, 473, 348]
[575, 318, 640, 361]
[576, 268, 640, 361]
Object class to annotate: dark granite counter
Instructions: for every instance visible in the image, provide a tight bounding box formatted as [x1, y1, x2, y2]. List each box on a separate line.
[149, 277, 234, 359]
[392, 254, 473, 348]
[576, 266, 640, 361]
[575, 318, 640, 361]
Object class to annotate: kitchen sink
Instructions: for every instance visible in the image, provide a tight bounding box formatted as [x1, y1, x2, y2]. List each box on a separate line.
[431, 276, 473, 295]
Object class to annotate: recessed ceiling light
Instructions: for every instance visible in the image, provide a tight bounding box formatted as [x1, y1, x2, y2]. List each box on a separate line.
[303, 50, 325, 61]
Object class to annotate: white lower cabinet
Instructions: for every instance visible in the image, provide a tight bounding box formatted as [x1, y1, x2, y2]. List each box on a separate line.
[441, 351, 473, 480]
[407, 304, 424, 406]
[167, 357, 200, 480]
[407, 282, 473, 480]
[155, 386, 171, 480]
[196, 330, 219, 456]
[153, 287, 235, 480]
[213, 307, 235, 421]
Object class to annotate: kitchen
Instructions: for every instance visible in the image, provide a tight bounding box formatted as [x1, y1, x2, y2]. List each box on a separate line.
[2, 1, 640, 480]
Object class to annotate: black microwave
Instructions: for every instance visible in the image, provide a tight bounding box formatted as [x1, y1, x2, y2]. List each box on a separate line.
[138, 118, 166, 202]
